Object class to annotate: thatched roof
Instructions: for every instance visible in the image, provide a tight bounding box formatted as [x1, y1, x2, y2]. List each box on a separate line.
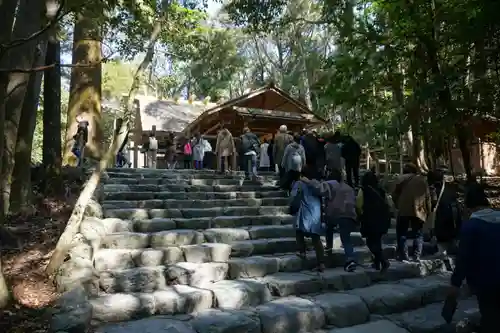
[134, 95, 217, 133]
[183, 83, 326, 136]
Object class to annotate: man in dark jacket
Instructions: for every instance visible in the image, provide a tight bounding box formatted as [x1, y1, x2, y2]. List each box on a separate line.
[302, 130, 323, 179]
[240, 127, 260, 180]
[449, 182, 500, 332]
[340, 132, 361, 188]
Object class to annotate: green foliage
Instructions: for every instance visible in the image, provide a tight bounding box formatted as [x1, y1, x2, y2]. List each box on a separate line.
[102, 60, 135, 98]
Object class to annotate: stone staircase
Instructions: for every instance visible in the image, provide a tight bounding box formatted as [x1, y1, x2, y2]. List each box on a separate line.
[86, 168, 479, 333]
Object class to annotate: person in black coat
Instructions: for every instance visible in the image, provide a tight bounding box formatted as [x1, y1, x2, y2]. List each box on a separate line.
[340, 132, 361, 188]
[357, 171, 392, 271]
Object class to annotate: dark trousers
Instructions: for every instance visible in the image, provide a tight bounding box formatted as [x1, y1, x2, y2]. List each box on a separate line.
[282, 170, 300, 192]
[345, 157, 360, 187]
[183, 156, 191, 169]
[365, 234, 385, 265]
[295, 229, 324, 265]
[396, 216, 424, 258]
[477, 291, 500, 333]
[278, 166, 285, 186]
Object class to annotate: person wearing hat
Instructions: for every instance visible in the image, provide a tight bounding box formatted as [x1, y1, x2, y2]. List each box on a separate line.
[392, 163, 432, 261]
[273, 125, 293, 184]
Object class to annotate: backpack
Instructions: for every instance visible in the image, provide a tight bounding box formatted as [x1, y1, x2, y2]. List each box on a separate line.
[325, 181, 356, 219]
[241, 134, 258, 153]
[290, 149, 303, 171]
[360, 186, 391, 235]
[149, 137, 158, 150]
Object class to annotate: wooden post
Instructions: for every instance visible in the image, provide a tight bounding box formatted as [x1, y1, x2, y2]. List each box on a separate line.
[151, 125, 156, 137]
[365, 145, 371, 170]
[399, 135, 404, 174]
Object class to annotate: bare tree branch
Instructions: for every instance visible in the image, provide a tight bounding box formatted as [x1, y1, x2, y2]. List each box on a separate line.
[0, 0, 67, 53]
[0, 49, 117, 73]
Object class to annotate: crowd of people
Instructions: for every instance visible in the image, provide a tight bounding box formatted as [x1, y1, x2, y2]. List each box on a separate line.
[72, 119, 500, 329]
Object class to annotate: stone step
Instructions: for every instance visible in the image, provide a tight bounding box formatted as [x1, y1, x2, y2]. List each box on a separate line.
[102, 190, 287, 201]
[91, 262, 447, 327]
[103, 184, 280, 193]
[106, 168, 278, 176]
[381, 297, 479, 333]
[101, 198, 289, 210]
[99, 227, 435, 255]
[104, 177, 278, 186]
[95, 239, 436, 277]
[106, 168, 246, 176]
[133, 215, 294, 232]
[103, 206, 290, 220]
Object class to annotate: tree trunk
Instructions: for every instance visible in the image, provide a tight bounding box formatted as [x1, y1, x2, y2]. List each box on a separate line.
[47, 18, 164, 275]
[43, 31, 62, 192]
[63, 11, 103, 166]
[10, 41, 47, 213]
[1, 0, 45, 215]
[0, 0, 18, 308]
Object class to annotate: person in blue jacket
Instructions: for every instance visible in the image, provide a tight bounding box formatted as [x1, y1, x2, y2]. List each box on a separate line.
[448, 182, 500, 333]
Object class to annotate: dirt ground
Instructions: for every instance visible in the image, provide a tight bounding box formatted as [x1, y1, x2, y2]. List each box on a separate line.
[1, 177, 500, 333]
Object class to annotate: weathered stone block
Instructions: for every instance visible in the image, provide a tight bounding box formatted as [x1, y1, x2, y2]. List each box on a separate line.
[101, 232, 150, 249]
[313, 292, 369, 327]
[190, 309, 261, 333]
[90, 293, 154, 323]
[164, 262, 228, 287]
[181, 243, 231, 263]
[104, 208, 149, 220]
[247, 225, 295, 239]
[134, 247, 184, 266]
[96, 318, 198, 333]
[228, 256, 280, 279]
[51, 286, 92, 333]
[207, 279, 272, 309]
[55, 257, 97, 293]
[256, 296, 325, 333]
[134, 218, 177, 232]
[345, 282, 423, 314]
[257, 272, 324, 296]
[150, 230, 204, 247]
[94, 249, 135, 271]
[153, 285, 213, 314]
[203, 228, 250, 243]
[99, 266, 167, 293]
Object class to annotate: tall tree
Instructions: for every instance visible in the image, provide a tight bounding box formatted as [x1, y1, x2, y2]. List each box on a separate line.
[63, 8, 103, 165]
[43, 4, 63, 191]
[10, 42, 48, 212]
[1, 0, 45, 214]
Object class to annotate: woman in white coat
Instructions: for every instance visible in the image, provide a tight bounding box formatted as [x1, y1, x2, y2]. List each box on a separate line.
[192, 133, 211, 169]
[259, 139, 271, 171]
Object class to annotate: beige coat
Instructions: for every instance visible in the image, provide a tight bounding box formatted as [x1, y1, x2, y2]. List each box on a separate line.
[392, 173, 432, 224]
[215, 128, 235, 157]
[273, 132, 293, 165]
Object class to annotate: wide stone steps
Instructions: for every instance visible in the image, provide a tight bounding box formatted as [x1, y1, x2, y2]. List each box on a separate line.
[104, 177, 278, 186]
[103, 184, 281, 193]
[85, 169, 478, 333]
[103, 206, 289, 220]
[101, 198, 289, 210]
[91, 261, 452, 327]
[103, 190, 287, 201]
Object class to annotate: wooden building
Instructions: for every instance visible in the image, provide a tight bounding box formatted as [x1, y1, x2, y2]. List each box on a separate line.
[182, 83, 326, 138]
[128, 95, 217, 168]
